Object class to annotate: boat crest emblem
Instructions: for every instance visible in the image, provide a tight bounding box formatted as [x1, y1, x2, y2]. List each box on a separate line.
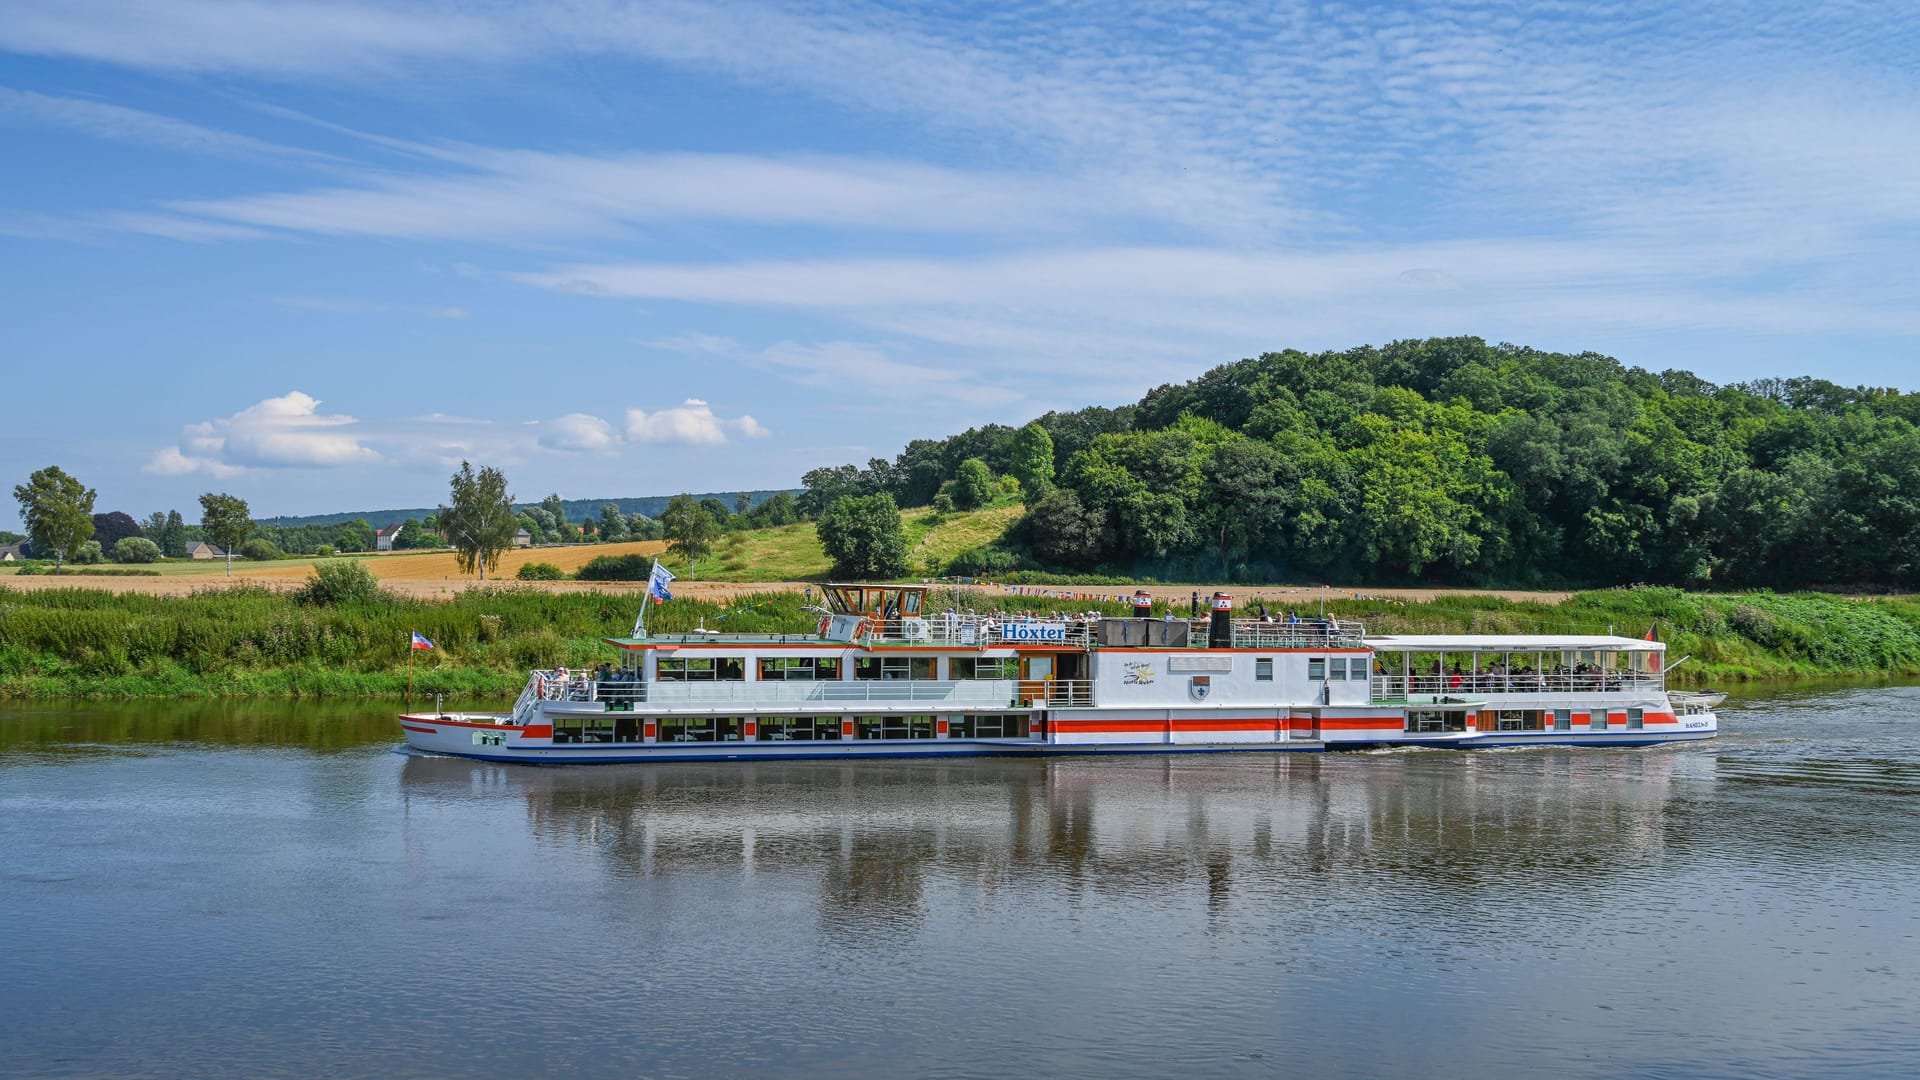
[1189, 676, 1211, 701]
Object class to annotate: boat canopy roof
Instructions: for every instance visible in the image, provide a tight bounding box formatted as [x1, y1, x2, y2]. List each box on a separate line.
[1366, 634, 1663, 652]
[820, 582, 928, 619]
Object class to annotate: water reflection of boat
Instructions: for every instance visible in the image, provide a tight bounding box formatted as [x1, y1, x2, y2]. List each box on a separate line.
[397, 749, 1684, 911]
[399, 584, 1719, 763]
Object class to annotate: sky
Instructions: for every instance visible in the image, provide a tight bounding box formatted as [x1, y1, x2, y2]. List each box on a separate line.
[3, 1, 1918, 529]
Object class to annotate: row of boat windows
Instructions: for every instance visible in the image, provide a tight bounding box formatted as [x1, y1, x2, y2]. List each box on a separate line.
[1252, 657, 1363, 681]
[654, 657, 1023, 682]
[1406, 708, 1647, 734]
[548, 713, 1035, 744]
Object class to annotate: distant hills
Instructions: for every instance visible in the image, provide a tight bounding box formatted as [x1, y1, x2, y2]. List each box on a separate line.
[264, 490, 800, 530]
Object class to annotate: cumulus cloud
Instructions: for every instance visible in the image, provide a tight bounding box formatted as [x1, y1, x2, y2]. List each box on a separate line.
[537, 412, 620, 452]
[144, 390, 377, 475]
[625, 399, 769, 445]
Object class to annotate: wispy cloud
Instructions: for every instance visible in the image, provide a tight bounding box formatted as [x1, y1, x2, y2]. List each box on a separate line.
[0, 87, 339, 164]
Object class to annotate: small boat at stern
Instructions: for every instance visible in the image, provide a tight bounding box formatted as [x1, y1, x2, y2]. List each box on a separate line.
[398, 584, 1719, 763]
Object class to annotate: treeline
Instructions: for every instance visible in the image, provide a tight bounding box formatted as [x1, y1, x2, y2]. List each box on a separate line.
[799, 337, 1920, 588]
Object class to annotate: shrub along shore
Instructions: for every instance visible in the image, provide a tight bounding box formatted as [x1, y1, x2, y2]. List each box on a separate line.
[2, 582, 1918, 700]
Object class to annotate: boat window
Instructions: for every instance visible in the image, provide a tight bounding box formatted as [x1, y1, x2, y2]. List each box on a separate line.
[901, 591, 922, 615]
[1494, 710, 1542, 732]
[852, 714, 936, 739]
[656, 657, 746, 681]
[1328, 658, 1349, 681]
[1553, 709, 1572, 731]
[949, 713, 1030, 738]
[1405, 709, 1468, 733]
[854, 656, 936, 680]
[1627, 707, 1644, 730]
[1255, 658, 1273, 681]
[759, 657, 840, 681]
[952, 657, 1019, 680]
[755, 716, 841, 741]
[656, 716, 744, 743]
[1590, 712, 1608, 731]
[1307, 658, 1326, 680]
[551, 715, 585, 743]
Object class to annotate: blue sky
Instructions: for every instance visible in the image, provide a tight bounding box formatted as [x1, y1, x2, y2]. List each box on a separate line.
[3, 1, 1918, 529]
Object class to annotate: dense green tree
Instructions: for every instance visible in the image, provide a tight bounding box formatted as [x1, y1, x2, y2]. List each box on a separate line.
[112, 536, 162, 563]
[661, 493, 720, 579]
[817, 493, 909, 579]
[1009, 422, 1056, 499]
[951, 458, 995, 510]
[161, 510, 187, 557]
[13, 466, 96, 571]
[198, 492, 253, 577]
[598, 503, 628, 542]
[439, 462, 517, 580]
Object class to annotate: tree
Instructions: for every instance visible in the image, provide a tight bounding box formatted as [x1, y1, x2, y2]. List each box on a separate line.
[91, 511, 143, 551]
[817, 493, 909, 578]
[660, 493, 720, 579]
[440, 462, 518, 580]
[699, 497, 734, 531]
[1009, 423, 1056, 499]
[112, 536, 162, 563]
[951, 457, 995, 510]
[1014, 488, 1104, 569]
[241, 538, 282, 560]
[72, 540, 104, 564]
[197, 493, 253, 576]
[161, 510, 187, 557]
[598, 503, 628, 542]
[14, 466, 97, 571]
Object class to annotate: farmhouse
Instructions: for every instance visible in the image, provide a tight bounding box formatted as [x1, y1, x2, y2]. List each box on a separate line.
[0, 541, 27, 561]
[514, 528, 533, 548]
[185, 541, 225, 560]
[375, 523, 405, 551]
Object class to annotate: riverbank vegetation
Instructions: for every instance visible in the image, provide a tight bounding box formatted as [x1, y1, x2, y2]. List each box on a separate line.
[4, 581, 1920, 699]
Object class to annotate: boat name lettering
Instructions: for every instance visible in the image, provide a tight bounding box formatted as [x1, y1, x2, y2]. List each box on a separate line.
[1683, 720, 1711, 729]
[1002, 623, 1068, 643]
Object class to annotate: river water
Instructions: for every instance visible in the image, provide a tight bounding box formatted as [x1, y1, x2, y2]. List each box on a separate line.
[2, 686, 1916, 1079]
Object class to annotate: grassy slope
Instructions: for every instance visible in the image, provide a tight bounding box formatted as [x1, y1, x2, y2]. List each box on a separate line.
[680, 502, 1024, 582]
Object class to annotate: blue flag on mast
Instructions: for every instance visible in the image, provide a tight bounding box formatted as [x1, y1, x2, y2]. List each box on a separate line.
[633, 559, 675, 637]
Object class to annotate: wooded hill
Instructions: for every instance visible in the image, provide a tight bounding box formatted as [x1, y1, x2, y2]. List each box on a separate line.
[801, 337, 1920, 588]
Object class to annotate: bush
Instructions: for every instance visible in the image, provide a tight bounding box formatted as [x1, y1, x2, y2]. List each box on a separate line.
[112, 537, 163, 564]
[315, 545, 335, 557]
[241, 539, 284, 561]
[575, 554, 652, 581]
[71, 540, 105, 565]
[945, 545, 1021, 577]
[517, 561, 566, 581]
[295, 560, 387, 606]
[931, 492, 956, 514]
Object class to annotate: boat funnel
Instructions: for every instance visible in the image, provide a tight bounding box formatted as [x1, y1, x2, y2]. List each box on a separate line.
[1209, 592, 1233, 648]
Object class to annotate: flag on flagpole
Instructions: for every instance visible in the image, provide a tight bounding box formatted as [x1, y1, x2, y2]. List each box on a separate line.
[648, 559, 675, 605]
[1645, 621, 1659, 642]
[410, 631, 435, 651]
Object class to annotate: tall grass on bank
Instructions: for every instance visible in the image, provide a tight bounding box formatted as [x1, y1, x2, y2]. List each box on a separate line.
[0, 584, 813, 699]
[3, 583, 1918, 699]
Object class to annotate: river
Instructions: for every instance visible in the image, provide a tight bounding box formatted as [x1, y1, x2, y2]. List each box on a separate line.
[2, 686, 1916, 1079]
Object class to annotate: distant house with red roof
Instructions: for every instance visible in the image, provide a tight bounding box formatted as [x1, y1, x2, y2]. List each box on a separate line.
[375, 523, 405, 552]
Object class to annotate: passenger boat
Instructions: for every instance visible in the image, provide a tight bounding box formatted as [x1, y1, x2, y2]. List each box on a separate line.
[398, 584, 1719, 763]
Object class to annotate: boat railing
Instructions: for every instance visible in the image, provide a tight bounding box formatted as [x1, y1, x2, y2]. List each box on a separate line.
[583, 678, 1095, 708]
[854, 616, 1096, 648]
[1371, 672, 1667, 699]
[1223, 620, 1365, 649]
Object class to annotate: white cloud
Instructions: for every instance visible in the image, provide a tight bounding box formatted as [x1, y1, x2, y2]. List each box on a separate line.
[538, 412, 620, 453]
[0, 87, 339, 164]
[624, 399, 769, 445]
[145, 390, 378, 475]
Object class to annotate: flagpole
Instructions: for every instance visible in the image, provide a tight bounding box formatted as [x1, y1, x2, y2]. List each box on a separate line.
[407, 630, 415, 705]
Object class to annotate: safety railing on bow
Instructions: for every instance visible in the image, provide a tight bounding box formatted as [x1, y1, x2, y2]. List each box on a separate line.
[1371, 672, 1666, 700]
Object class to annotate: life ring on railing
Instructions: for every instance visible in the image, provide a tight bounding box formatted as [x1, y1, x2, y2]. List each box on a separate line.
[817, 615, 832, 637]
